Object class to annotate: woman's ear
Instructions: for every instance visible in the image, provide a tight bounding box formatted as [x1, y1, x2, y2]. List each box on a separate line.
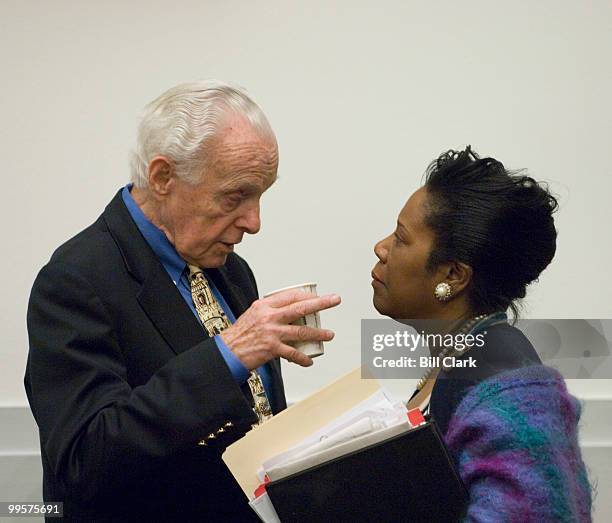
[446, 261, 473, 295]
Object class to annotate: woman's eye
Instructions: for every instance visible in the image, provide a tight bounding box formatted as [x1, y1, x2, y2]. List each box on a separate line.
[393, 233, 404, 245]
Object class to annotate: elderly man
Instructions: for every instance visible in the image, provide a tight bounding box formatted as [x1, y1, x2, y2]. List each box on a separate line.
[25, 81, 340, 522]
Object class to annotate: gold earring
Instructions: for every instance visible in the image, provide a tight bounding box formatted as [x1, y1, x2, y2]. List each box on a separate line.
[434, 282, 452, 302]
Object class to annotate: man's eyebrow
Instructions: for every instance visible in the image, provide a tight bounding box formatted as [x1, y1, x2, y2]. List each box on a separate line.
[220, 181, 262, 193]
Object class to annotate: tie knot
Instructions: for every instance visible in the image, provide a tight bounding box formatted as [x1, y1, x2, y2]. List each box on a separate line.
[188, 264, 203, 280]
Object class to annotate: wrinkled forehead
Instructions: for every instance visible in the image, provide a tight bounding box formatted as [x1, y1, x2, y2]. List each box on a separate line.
[214, 113, 277, 155]
[216, 169, 278, 194]
[206, 122, 279, 191]
[215, 110, 277, 148]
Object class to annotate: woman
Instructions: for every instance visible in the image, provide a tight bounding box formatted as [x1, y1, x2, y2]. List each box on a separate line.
[371, 147, 592, 522]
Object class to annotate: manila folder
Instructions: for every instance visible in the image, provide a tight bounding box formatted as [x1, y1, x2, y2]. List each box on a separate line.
[222, 367, 380, 498]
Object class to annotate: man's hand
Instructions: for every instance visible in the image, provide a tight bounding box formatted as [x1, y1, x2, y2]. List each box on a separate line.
[219, 289, 341, 369]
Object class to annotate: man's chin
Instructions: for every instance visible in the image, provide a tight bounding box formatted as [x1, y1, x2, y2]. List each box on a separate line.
[188, 251, 229, 269]
[201, 254, 229, 269]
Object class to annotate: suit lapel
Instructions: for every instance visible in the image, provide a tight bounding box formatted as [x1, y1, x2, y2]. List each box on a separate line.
[267, 359, 286, 412]
[137, 271, 207, 355]
[207, 266, 251, 318]
[103, 190, 208, 356]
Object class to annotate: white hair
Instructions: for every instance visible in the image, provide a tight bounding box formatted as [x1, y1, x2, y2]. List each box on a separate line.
[129, 80, 276, 188]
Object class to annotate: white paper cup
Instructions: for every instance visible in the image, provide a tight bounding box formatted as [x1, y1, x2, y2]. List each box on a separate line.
[264, 282, 325, 358]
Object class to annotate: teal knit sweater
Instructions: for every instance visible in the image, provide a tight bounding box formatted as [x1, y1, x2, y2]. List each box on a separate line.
[444, 365, 592, 522]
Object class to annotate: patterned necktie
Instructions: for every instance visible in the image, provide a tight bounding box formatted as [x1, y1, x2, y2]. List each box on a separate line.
[188, 264, 273, 426]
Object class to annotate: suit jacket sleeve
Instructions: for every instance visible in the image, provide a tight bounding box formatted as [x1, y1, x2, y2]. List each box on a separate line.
[26, 260, 257, 503]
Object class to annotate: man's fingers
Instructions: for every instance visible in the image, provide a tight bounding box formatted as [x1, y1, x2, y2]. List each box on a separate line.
[263, 288, 316, 308]
[278, 325, 335, 343]
[276, 343, 313, 367]
[277, 294, 341, 323]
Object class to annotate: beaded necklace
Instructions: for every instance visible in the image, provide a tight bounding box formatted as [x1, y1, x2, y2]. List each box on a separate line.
[415, 312, 506, 391]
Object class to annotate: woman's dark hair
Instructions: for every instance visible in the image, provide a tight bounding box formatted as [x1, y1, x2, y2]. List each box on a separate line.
[423, 146, 559, 319]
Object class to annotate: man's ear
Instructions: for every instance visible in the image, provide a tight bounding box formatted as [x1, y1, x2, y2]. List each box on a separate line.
[445, 261, 473, 295]
[147, 156, 174, 196]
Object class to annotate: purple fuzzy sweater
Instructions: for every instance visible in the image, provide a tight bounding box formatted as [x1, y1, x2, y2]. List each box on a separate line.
[444, 365, 592, 522]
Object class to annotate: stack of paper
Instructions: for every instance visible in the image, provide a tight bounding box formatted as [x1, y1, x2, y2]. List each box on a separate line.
[222, 368, 425, 522]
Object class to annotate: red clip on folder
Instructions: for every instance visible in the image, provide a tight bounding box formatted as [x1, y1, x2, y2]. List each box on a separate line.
[407, 408, 426, 426]
[254, 475, 271, 499]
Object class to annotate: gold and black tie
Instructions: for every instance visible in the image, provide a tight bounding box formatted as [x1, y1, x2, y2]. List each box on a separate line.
[188, 264, 273, 426]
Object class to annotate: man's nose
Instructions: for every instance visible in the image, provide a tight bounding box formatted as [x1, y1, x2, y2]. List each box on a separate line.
[236, 202, 261, 234]
[374, 236, 389, 262]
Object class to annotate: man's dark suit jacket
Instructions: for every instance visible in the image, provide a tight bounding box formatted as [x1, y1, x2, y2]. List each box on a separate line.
[25, 189, 287, 522]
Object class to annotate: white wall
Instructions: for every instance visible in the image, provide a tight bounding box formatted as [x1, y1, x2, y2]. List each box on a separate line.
[1, 0, 611, 519]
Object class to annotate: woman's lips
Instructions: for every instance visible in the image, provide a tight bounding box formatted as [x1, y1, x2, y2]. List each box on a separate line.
[371, 270, 384, 286]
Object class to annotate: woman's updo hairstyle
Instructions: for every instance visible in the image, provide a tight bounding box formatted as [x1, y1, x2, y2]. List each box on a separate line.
[423, 146, 559, 319]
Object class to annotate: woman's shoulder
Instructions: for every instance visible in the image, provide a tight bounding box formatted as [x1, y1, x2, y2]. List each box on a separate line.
[467, 321, 543, 375]
[445, 364, 592, 521]
[430, 322, 543, 433]
[462, 363, 567, 397]
[446, 364, 584, 451]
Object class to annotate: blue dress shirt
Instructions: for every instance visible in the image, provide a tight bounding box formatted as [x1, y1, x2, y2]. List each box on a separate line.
[121, 185, 273, 397]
